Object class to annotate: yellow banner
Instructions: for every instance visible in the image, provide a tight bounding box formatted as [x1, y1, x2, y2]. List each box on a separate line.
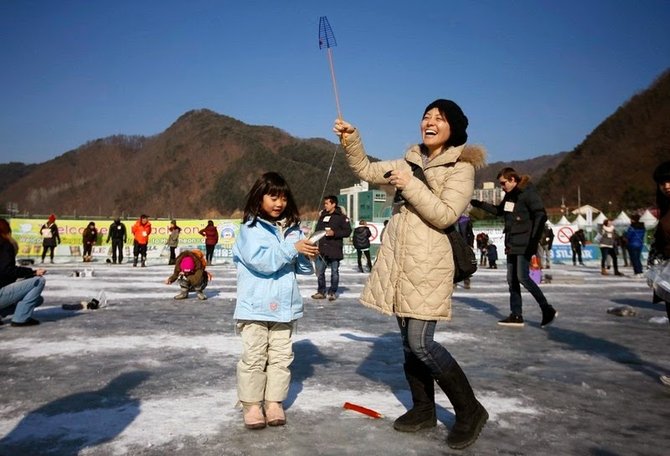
[8, 218, 383, 261]
[9, 218, 243, 259]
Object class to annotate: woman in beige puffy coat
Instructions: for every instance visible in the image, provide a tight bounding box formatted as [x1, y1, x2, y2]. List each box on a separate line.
[333, 99, 487, 450]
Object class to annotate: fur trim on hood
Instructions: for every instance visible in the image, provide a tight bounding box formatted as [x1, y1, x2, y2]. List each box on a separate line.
[458, 144, 487, 171]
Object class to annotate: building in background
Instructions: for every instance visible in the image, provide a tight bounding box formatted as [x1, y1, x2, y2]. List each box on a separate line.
[473, 182, 504, 205]
[338, 181, 391, 223]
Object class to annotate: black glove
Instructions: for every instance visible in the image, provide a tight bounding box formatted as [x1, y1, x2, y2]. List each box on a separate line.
[470, 199, 482, 208]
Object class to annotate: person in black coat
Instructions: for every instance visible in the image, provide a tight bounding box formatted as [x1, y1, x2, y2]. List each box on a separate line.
[476, 232, 489, 266]
[486, 243, 498, 269]
[352, 219, 373, 273]
[471, 167, 557, 328]
[537, 223, 554, 269]
[106, 217, 127, 264]
[569, 229, 586, 266]
[312, 196, 352, 301]
[456, 214, 475, 289]
[40, 214, 60, 263]
[0, 218, 47, 326]
[82, 221, 98, 262]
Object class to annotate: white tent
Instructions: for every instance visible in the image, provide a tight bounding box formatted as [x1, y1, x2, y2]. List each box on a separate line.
[556, 215, 571, 225]
[574, 214, 587, 228]
[593, 212, 607, 225]
[612, 211, 631, 226]
[571, 204, 602, 215]
[640, 209, 658, 229]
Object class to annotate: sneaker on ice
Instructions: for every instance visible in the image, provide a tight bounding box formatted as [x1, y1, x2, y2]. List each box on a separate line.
[498, 314, 524, 327]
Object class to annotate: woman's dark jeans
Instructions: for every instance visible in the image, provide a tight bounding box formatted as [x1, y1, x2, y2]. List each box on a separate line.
[397, 317, 455, 377]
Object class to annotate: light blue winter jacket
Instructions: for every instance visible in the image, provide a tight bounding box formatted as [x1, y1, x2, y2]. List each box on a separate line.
[233, 217, 313, 322]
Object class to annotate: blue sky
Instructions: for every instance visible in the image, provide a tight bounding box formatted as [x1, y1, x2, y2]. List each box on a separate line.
[1, 0, 669, 165]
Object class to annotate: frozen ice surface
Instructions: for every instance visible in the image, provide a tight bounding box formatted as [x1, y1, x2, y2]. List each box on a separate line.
[0, 260, 668, 455]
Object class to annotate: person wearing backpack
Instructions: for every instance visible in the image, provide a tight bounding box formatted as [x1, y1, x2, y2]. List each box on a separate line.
[40, 214, 60, 263]
[352, 220, 373, 273]
[334, 99, 488, 451]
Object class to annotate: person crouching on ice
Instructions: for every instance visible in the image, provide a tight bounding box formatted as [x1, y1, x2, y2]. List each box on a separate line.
[165, 250, 209, 300]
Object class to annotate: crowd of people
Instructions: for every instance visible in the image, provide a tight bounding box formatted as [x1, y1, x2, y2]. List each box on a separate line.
[35, 215, 225, 267]
[2, 106, 668, 451]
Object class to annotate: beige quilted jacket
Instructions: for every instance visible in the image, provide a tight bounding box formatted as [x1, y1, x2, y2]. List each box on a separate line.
[341, 130, 486, 321]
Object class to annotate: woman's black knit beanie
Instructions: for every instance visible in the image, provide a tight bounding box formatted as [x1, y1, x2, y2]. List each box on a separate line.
[423, 99, 468, 147]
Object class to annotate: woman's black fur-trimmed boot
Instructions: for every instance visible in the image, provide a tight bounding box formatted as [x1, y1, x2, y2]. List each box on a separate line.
[435, 361, 488, 449]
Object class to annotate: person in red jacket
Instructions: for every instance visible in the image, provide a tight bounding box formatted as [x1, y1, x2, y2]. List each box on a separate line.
[198, 220, 219, 265]
[131, 214, 151, 267]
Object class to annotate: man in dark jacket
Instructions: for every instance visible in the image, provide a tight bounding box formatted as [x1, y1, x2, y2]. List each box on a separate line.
[106, 217, 127, 264]
[471, 167, 557, 328]
[312, 196, 352, 301]
[352, 219, 373, 273]
[537, 223, 555, 269]
[569, 229, 586, 266]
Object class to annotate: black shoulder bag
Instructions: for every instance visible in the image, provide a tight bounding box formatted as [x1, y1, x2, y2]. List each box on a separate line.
[394, 160, 478, 283]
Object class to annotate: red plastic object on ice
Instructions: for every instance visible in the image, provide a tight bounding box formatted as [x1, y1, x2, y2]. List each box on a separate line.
[343, 402, 383, 419]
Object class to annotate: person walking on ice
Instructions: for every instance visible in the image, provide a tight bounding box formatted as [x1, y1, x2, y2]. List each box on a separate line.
[471, 167, 558, 328]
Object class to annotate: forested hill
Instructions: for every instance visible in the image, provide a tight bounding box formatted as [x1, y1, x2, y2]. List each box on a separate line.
[536, 69, 670, 211]
[1, 68, 669, 218]
[0, 110, 365, 218]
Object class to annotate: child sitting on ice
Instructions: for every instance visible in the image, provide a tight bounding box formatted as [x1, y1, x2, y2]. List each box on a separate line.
[165, 250, 210, 300]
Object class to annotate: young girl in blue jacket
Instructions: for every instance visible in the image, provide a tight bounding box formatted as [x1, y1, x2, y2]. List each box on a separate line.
[232, 172, 319, 430]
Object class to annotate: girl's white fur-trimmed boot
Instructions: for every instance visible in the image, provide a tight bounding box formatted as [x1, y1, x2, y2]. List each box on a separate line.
[264, 401, 286, 426]
[242, 402, 266, 430]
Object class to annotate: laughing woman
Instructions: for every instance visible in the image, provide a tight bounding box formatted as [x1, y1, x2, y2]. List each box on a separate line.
[333, 99, 488, 450]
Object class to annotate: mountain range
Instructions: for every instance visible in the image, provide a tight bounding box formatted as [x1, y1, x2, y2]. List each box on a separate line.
[1, 69, 669, 219]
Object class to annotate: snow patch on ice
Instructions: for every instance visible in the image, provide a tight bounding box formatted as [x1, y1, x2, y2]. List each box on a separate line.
[4, 329, 477, 359]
